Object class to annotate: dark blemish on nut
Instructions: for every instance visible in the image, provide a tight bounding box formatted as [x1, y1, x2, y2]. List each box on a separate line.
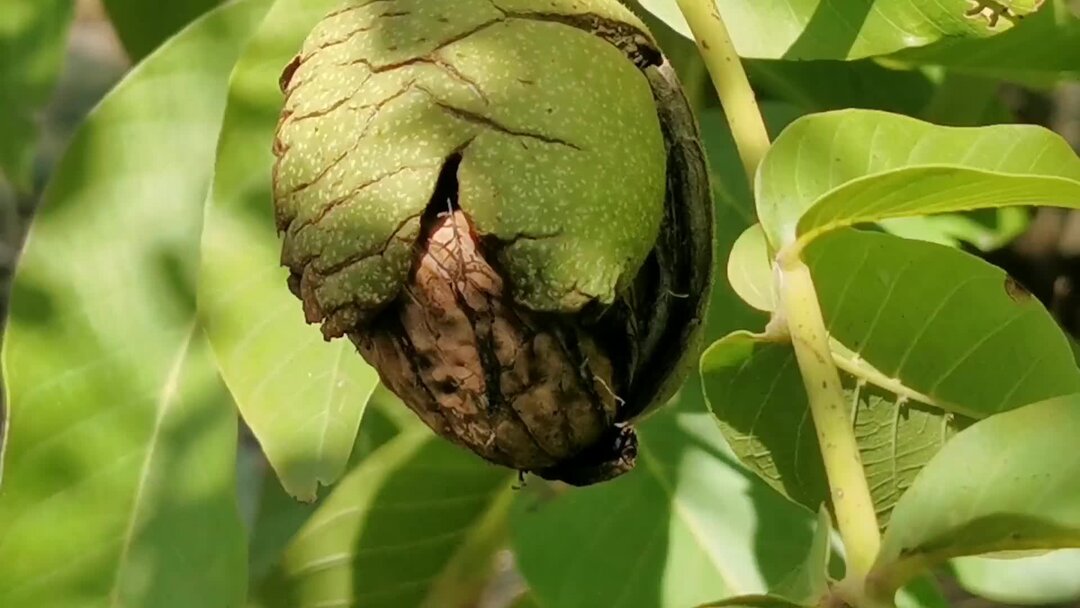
[700, 39, 710, 50]
[1005, 275, 1033, 303]
[279, 55, 301, 94]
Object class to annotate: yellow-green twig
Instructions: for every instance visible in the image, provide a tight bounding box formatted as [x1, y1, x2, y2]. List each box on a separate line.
[777, 253, 881, 580]
[673, 0, 770, 184]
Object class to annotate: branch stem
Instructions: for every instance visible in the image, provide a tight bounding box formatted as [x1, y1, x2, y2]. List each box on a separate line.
[676, 0, 883, 587]
[674, 0, 770, 184]
[777, 253, 881, 580]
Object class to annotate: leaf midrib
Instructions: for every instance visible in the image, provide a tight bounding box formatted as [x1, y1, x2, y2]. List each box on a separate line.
[792, 166, 1080, 250]
[107, 322, 198, 606]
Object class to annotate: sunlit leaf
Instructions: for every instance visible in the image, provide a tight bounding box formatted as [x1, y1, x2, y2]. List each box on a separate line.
[199, 0, 380, 501]
[0, 1, 272, 605]
[0, 0, 73, 189]
[727, 225, 773, 313]
[808, 230, 1080, 419]
[951, 549, 1080, 605]
[755, 110, 1080, 250]
[872, 394, 1080, 592]
[876, 208, 1029, 252]
[635, 0, 1020, 61]
[895, 576, 950, 608]
[253, 428, 514, 608]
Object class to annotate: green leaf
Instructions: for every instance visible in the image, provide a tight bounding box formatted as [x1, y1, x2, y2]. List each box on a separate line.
[512, 391, 820, 608]
[747, 60, 936, 117]
[872, 394, 1080, 592]
[952, 549, 1080, 605]
[246, 386, 406, 584]
[743, 72, 1022, 253]
[200, 0, 380, 501]
[635, 0, 1020, 61]
[0, 1, 272, 605]
[895, 575, 950, 608]
[700, 103, 803, 338]
[893, 1, 1080, 79]
[768, 507, 832, 603]
[728, 225, 774, 313]
[876, 208, 1029, 252]
[705, 229, 1080, 520]
[253, 428, 514, 608]
[697, 595, 811, 608]
[701, 331, 964, 526]
[510, 594, 545, 608]
[102, 0, 225, 60]
[0, 0, 73, 189]
[755, 109, 1080, 250]
[809, 230, 1080, 418]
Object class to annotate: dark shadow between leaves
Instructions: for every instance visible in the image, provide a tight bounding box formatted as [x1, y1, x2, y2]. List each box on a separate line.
[782, 0, 873, 61]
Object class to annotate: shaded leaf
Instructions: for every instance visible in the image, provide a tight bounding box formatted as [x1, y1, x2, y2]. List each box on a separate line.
[697, 595, 810, 608]
[0, 1, 272, 605]
[635, 0, 1019, 61]
[872, 394, 1080, 592]
[253, 429, 514, 608]
[706, 230, 1079, 520]
[747, 60, 936, 117]
[510, 594, 545, 608]
[893, 1, 1080, 79]
[246, 386, 409, 584]
[951, 549, 1080, 605]
[755, 110, 1080, 250]
[768, 507, 832, 603]
[0, 0, 73, 189]
[700, 330, 965, 526]
[102, 0, 224, 60]
[512, 392, 819, 608]
[199, 0, 380, 501]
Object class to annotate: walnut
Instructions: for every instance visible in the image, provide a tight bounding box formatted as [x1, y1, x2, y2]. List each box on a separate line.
[273, 0, 712, 485]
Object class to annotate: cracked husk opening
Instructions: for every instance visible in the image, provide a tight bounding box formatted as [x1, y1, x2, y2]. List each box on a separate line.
[350, 155, 638, 484]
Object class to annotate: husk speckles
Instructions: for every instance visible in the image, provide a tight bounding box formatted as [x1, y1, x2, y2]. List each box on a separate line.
[273, 0, 713, 485]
